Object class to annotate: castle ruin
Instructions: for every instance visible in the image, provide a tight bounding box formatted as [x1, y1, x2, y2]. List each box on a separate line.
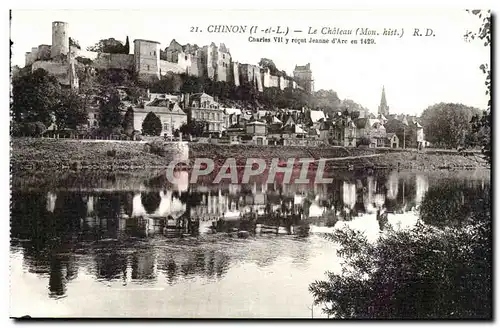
[24, 21, 314, 94]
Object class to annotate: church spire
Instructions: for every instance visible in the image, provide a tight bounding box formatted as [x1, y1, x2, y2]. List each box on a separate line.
[378, 86, 389, 116]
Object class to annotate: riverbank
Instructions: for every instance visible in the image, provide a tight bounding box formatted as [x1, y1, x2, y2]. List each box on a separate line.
[10, 138, 488, 173]
[189, 143, 488, 171]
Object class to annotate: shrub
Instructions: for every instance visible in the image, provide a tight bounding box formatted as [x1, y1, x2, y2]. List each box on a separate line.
[106, 149, 117, 157]
[145, 139, 167, 157]
[357, 136, 371, 147]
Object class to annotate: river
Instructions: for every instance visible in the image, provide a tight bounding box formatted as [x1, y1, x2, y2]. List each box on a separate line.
[9, 169, 490, 318]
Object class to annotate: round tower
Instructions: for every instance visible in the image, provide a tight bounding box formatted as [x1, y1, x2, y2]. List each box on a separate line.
[51, 21, 69, 59]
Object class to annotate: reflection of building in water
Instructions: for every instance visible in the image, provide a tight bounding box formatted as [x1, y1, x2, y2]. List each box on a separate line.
[46, 191, 57, 213]
[363, 176, 377, 214]
[386, 172, 399, 200]
[373, 193, 385, 209]
[48, 254, 78, 299]
[343, 181, 356, 210]
[415, 174, 429, 205]
[190, 189, 229, 220]
[131, 191, 186, 218]
[132, 249, 157, 281]
[86, 195, 95, 216]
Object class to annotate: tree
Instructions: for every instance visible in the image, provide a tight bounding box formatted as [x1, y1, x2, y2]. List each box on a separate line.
[421, 103, 481, 149]
[309, 181, 491, 319]
[97, 69, 134, 87]
[69, 37, 81, 50]
[53, 91, 88, 130]
[11, 68, 61, 127]
[310, 89, 342, 114]
[124, 36, 130, 54]
[11, 121, 47, 137]
[98, 88, 123, 134]
[465, 10, 491, 163]
[122, 107, 135, 135]
[180, 74, 205, 94]
[142, 112, 162, 136]
[87, 37, 128, 54]
[259, 58, 281, 76]
[179, 119, 207, 137]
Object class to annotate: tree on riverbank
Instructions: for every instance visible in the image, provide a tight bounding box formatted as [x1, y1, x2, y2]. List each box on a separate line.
[98, 88, 123, 134]
[421, 103, 481, 149]
[309, 183, 491, 319]
[465, 10, 491, 163]
[53, 91, 88, 130]
[179, 119, 207, 137]
[11, 68, 61, 127]
[122, 107, 135, 135]
[142, 112, 162, 136]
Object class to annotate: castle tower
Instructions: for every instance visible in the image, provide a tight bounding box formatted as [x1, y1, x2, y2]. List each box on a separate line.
[134, 39, 161, 80]
[293, 63, 314, 93]
[51, 21, 69, 59]
[378, 86, 389, 116]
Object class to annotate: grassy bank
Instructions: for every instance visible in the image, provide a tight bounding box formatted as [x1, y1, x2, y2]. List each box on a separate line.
[189, 143, 488, 171]
[11, 138, 170, 173]
[11, 138, 488, 173]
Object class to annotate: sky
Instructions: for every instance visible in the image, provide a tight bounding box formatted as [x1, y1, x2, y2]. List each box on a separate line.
[10, 9, 489, 116]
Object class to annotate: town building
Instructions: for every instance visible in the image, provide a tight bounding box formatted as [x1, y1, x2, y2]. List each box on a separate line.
[386, 133, 400, 148]
[136, 98, 187, 136]
[245, 121, 268, 145]
[185, 93, 227, 135]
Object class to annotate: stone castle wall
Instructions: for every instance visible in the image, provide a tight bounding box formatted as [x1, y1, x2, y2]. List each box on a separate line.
[160, 60, 186, 75]
[26, 21, 310, 93]
[232, 62, 240, 87]
[32, 60, 71, 86]
[93, 53, 134, 70]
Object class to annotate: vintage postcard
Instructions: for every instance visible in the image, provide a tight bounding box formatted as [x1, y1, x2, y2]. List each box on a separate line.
[9, 8, 491, 319]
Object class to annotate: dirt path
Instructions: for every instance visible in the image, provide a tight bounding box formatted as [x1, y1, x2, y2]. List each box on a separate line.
[313, 153, 384, 162]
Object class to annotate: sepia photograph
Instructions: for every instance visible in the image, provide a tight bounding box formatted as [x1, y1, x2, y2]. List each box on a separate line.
[9, 8, 491, 319]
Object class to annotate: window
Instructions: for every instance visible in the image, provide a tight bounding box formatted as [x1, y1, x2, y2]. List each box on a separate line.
[147, 64, 150, 70]
[163, 123, 169, 133]
[154, 51, 156, 56]
[223, 54, 225, 59]
[217, 113, 221, 121]
[185, 55, 188, 60]
[210, 113, 215, 120]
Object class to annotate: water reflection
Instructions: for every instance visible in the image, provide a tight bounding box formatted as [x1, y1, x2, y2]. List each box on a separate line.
[10, 170, 490, 316]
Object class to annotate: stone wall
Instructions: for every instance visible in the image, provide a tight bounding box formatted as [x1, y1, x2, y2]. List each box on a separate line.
[279, 76, 289, 90]
[92, 53, 134, 70]
[268, 75, 279, 88]
[188, 54, 201, 77]
[32, 60, 70, 85]
[232, 62, 240, 86]
[160, 60, 186, 75]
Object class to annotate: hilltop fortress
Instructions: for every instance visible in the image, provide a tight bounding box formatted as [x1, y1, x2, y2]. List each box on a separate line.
[24, 21, 314, 93]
